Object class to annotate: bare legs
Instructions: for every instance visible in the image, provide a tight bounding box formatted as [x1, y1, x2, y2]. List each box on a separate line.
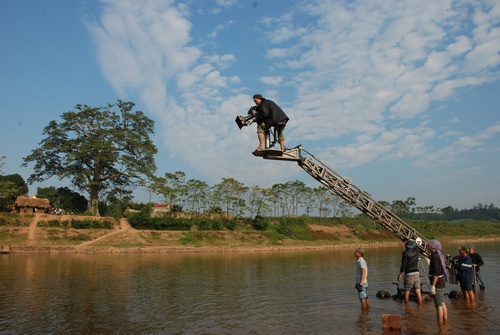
[436, 303, 448, 323]
[256, 132, 265, 150]
[360, 298, 370, 310]
[404, 289, 423, 305]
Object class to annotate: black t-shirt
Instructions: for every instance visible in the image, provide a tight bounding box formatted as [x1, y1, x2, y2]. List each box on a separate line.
[429, 251, 446, 288]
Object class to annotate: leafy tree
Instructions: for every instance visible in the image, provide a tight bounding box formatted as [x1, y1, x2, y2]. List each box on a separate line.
[315, 186, 332, 218]
[159, 171, 187, 207]
[268, 183, 285, 217]
[101, 187, 133, 218]
[0, 181, 18, 212]
[142, 175, 165, 203]
[248, 186, 271, 218]
[0, 174, 29, 196]
[283, 180, 307, 216]
[440, 206, 454, 215]
[22, 101, 157, 216]
[337, 200, 353, 217]
[185, 179, 209, 213]
[0, 174, 29, 211]
[212, 178, 248, 219]
[391, 197, 416, 220]
[300, 186, 316, 217]
[37, 186, 88, 213]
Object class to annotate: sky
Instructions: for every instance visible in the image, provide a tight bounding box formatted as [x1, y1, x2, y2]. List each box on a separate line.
[1, 0, 499, 211]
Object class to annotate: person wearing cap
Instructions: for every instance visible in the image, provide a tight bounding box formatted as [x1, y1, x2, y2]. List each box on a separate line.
[454, 246, 475, 301]
[468, 246, 485, 290]
[427, 240, 448, 323]
[397, 239, 423, 304]
[251, 94, 289, 152]
[354, 247, 370, 310]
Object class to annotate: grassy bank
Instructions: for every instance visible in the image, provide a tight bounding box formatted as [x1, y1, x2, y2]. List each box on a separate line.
[0, 213, 499, 253]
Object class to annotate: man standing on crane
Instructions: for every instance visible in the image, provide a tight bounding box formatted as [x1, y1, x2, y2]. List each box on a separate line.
[251, 94, 289, 152]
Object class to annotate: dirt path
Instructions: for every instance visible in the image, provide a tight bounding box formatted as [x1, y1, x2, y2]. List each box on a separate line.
[75, 218, 148, 248]
[28, 214, 43, 242]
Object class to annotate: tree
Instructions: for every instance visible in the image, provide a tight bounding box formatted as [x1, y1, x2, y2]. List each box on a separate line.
[315, 186, 332, 218]
[161, 171, 187, 207]
[283, 180, 307, 216]
[185, 179, 209, 213]
[37, 186, 88, 213]
[0, 174, 29, 196]
[440, 206, 454, 215]
[212, 178, 248, 219]
[22, 100, 157, 216]
[248, 186, 271, 218]
[0, 173, 29, 211]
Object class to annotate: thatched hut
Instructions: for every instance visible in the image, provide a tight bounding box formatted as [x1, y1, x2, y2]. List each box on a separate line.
[14, 196, 50, 213]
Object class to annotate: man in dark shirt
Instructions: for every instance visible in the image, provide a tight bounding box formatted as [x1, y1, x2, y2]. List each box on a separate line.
[454, 246, 475, 301]
[397, 239, 423, 304]
[468, 246, 485, 290]
[252, 94, 289, 152]
[428, 239, 448, 323]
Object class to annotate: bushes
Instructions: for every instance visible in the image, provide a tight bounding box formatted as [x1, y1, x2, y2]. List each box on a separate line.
[128, 214, 193, 231]
[128, 213, 241, 231]
[71, 219, 114, 229]
[274, 217, 316, 240]
[252, 216, 270, 231]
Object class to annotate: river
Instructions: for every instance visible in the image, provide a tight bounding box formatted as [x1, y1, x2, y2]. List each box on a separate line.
[1, 243, 499, 334]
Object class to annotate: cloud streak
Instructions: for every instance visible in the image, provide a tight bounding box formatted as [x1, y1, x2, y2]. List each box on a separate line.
[86, 0, 500, 194]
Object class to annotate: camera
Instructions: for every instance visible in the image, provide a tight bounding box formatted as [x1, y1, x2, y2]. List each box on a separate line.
[235, 106, 257, 129]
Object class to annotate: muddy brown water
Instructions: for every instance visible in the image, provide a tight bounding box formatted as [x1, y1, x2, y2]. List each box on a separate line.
[1, 243, 499, 334]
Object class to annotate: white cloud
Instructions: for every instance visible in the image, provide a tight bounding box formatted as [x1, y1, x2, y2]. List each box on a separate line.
[260, 76, 283, 86]
[417, 122, 500, 168]
[86, 0, 500, 192]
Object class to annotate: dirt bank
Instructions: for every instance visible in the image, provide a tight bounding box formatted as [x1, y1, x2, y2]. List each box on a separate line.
[1, 213, 499, 254]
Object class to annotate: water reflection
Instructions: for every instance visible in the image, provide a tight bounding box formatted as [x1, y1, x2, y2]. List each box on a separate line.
[1, 243, 499, 334]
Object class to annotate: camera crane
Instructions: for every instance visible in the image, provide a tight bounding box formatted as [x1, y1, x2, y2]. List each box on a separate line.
[253, 142, 452, 268]
[235, 109, 451, 267]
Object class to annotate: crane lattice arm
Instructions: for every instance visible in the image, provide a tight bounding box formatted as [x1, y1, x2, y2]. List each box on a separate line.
[255, 145, 451, 267]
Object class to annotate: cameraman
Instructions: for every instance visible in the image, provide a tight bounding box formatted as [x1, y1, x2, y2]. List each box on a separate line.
[251, 94, 289, 152]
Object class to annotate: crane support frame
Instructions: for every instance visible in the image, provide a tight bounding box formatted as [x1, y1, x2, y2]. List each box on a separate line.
[258, 145, 451, 268]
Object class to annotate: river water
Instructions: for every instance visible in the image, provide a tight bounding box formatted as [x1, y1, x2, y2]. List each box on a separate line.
[1, 243, 499, 335]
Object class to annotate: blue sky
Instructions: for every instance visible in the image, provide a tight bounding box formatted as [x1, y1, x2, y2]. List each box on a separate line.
[1, 0, 499, 211]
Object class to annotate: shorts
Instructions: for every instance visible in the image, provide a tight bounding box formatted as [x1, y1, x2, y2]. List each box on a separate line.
[404, 273, 421, 291]
[460, 281, 473, 292]
[358, 284, 368, 300]
[434, 288, 445, 307]
[257, 121, 287, 142]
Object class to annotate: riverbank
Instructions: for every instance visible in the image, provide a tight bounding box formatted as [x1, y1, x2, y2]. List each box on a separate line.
[5, 237, 500, 254]
[1, 213, 499, 254]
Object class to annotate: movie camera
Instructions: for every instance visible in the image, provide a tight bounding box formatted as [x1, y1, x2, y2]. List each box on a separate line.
[235, 106, 258, 129]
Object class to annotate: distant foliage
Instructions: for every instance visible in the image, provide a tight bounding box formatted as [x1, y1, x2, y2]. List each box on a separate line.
[252, 216, 270, 231]
[128, 213, 193, 231]
[274, 217, 316, 240]
[127, 212, 239, 231]
[71, 219, 114, 229]
[406, 203, 500, 221]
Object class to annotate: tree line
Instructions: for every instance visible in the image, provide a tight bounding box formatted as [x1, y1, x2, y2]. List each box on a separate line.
[1, 100, 498, 221]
